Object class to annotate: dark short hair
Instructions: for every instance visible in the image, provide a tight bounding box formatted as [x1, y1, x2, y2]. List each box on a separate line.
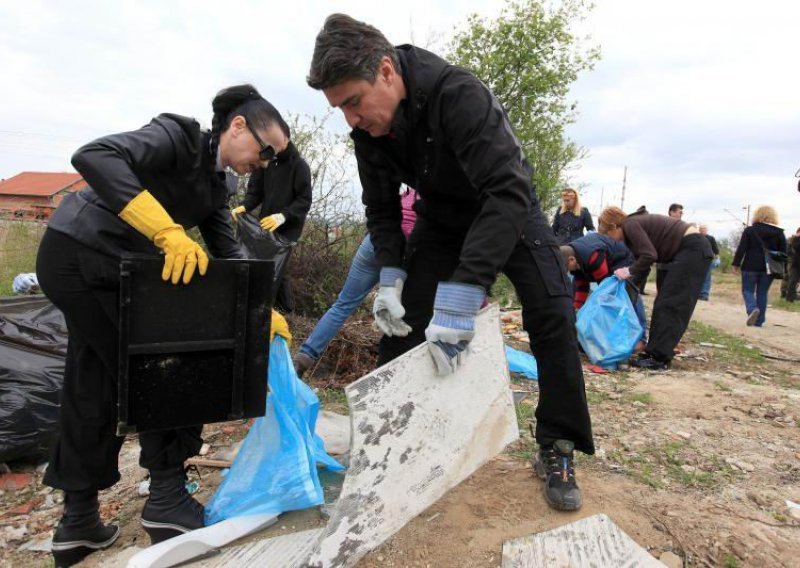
[668, 203, 683, 213]
[307, 13, 399, 90]
[211, 84, 290, 142]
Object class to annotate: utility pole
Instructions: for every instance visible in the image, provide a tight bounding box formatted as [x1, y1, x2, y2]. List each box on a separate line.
[743, 204, 751, 225]
[620, 166, 627, 210]
[600, 186, 604, 210]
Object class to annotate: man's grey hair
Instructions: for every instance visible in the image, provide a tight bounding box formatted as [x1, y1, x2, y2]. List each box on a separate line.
[307, 13, 400, 90]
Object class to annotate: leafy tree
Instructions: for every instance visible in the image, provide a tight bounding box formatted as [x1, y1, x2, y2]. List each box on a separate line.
[448, 0, 600, 213]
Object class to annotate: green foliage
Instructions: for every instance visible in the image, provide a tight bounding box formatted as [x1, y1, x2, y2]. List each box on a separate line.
[716, 237, 735, 273]
[447, 0, 600, 212]
[685, 321, 764, 363]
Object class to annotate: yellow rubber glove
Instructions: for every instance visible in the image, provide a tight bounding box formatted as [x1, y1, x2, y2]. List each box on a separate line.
[260, 213, 286, 232]
[230, 205, 246, 220]
[119, 190, 209, 285]
[270, 310, 292, 344]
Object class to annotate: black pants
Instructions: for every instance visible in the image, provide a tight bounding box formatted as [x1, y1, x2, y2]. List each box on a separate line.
[783, 265, 799, 301]
[36, 229, 202, 492]
[378, 217, 594, 455]
[646, 234, 713, 362]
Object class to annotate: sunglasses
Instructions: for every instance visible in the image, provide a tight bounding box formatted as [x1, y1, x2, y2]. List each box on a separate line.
[245, 121, 276, 162]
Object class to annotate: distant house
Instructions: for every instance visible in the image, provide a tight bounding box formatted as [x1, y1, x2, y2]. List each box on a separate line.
[0, 172, 87, 221]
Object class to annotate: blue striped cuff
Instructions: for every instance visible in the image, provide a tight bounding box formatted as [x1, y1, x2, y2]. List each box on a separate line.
[433, 282, 485, 315]
[379, 267, 407, 287]
[431, 311, 475, 331]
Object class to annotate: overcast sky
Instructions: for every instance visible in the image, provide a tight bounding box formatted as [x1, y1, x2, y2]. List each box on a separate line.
[1, 0, 798, 240]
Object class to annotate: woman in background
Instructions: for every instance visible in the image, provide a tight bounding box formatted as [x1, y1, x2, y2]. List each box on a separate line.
[732, 205, 786, 327]
[552, 188, 594, 244]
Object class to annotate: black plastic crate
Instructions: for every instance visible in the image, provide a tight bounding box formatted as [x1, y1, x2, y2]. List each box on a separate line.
[116, 257, 273, 434]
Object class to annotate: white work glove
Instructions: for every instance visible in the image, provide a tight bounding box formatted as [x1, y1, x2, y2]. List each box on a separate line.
[425, 282, 485, 376]
[373, 267, 412, 337]
[614, 266, 631, 280]
[260, 213, 286, 232]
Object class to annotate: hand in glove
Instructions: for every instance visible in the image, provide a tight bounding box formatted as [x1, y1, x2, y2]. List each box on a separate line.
[119, 190, 208, 285]
[230, 205, 246, 220]
[425, 282, 485, 376]
[270, 310, 292, 344]
[614, 266, 631, 280]
[260, 213, 285, 232]
[373, 267, 412, 337]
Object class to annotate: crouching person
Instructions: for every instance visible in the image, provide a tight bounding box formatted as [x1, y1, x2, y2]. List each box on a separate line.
[37, 85, 290, 566]
[560, 232, 647, 349]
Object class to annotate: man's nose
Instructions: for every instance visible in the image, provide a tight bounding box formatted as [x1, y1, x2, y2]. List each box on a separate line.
[343, 108, 360, 129]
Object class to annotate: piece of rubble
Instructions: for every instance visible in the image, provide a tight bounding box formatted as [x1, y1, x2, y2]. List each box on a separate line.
[0, 472, 33, 490]
[501, 513, 664, 567]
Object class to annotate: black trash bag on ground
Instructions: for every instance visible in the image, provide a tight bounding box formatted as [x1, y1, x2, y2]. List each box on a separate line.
[0, 296, 66, 463]
[235, 213, 296, 305]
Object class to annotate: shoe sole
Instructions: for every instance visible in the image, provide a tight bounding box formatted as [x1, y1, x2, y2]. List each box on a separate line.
[52, 526, 120, 567]
[141, 518, 195, 545]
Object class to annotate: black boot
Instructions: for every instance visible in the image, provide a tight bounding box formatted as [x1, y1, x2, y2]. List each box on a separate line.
[51, 490, 120, 567]
[533, 440, 583, 512]
[140, 467, 205, 544]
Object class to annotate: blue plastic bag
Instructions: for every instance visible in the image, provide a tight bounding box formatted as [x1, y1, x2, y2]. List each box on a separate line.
[205, 337, 344, 524]
[505, 345, 538, 380]
[576, 277, 643, 369]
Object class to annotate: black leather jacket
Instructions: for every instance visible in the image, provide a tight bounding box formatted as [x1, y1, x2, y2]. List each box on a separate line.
[49, 113, 243, 260]
[352, 45, 554, 290]
[243, 141, 312, 242]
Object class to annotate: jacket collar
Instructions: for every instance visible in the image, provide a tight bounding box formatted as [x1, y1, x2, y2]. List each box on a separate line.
[392, 45, 449, 131]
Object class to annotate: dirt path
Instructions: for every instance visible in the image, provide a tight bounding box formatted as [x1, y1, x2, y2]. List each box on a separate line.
[4, 294, 800, 568]
[691, 297, 800, 359]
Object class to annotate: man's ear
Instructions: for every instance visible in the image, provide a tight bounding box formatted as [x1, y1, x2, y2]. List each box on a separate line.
[378, 56, 395, 84]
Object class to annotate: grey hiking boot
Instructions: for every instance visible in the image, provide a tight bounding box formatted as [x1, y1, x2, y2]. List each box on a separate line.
[533, 440, 583, 511]
[293, 352, 315, 377]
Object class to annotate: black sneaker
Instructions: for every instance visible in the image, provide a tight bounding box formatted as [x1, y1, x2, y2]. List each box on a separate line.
[630, 353, 670, 371]
[533, 440, 583, 511]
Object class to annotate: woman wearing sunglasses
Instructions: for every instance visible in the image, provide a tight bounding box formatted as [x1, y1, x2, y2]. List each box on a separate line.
[36, 84, 289, 566]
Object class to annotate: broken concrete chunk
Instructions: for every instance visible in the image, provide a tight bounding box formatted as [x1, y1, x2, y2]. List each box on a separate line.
[501, 513, 665, 568]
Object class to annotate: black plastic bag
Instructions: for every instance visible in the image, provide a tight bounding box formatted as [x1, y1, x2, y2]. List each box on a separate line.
[0, 296, 66, 463]
[235, 213, 295, 302]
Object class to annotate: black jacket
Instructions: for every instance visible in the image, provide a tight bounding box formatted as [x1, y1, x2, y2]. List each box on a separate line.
[552, 207, 594, 244]
[242, 141, 312, 242]
[49, 113, 243, 260]
[733, 222, 787, 272]
[705, 234, 719, 256]
[352, 46, 551, 290]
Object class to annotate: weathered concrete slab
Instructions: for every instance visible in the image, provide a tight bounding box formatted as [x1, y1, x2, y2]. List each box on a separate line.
[502, 513, 665, 568]
[196, 528, 323, 567]
[301, 304, 518, 567]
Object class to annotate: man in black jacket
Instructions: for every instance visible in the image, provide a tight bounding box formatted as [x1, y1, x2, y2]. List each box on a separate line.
[308, 14, 593, 512]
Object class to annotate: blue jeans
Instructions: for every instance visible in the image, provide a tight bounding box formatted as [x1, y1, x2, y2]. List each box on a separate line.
[700, 265, 713, 299]
[741, 271, 773, 326]
[299, 234, 380, 359]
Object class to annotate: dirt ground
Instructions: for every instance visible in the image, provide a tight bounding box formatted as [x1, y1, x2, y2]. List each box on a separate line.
[2, 276, 799, 567]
